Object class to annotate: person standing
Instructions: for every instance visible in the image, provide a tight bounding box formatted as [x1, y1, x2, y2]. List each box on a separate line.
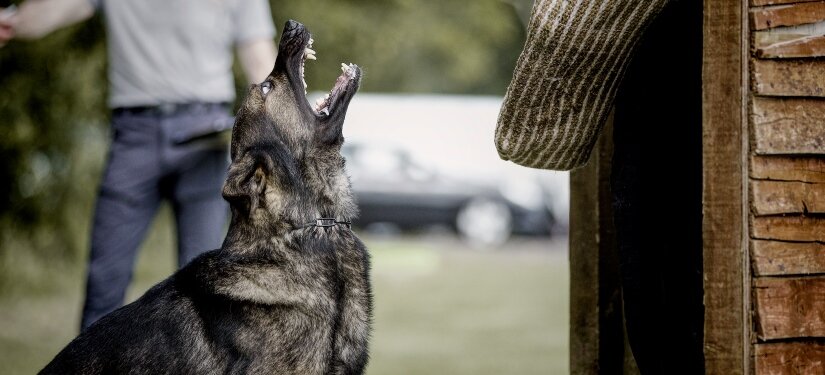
[0, 0, 277, 330]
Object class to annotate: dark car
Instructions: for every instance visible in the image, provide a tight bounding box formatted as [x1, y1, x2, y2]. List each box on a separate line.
[343, 143, 555, 246]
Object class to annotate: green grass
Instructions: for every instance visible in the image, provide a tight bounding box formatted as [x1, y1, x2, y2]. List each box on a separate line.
[368, 239, 569, 374]
[0, 207, 569, 374]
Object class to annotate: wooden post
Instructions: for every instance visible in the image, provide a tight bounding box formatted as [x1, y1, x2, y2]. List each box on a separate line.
[702, 0, 748, 373]
[569, 118, 635, 374]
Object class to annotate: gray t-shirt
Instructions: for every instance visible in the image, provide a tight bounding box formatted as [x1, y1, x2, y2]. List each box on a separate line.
[90, 0, 275, 108]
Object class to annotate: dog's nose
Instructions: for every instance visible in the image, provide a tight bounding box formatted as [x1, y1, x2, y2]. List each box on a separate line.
[284, 20, 303, 33]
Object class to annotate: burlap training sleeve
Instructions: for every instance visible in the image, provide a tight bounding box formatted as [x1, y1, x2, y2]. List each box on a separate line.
[495, 0, 669, 170]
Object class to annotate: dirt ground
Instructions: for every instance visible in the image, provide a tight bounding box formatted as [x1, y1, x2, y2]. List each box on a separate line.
[0, 215, 569, 374]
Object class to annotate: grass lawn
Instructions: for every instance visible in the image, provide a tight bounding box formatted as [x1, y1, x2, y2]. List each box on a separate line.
[0, 208, 569, 374]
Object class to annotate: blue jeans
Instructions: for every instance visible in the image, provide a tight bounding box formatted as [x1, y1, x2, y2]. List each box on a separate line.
[81, 103, 230, 330]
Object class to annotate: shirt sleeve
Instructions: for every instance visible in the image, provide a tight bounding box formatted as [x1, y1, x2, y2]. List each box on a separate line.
[232, 0, 276, 44]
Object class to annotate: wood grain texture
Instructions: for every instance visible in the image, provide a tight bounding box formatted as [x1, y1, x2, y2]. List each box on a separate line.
[703, 0, 745, 372]
[751, 156, 825, 183]
[750, 97, 825, 154]
[751, 216, 825, 242]
[752, 240, 825, 276]
[751, 180, 825, 215]
[754, 341, 825, 375]
[751, 0, 821, 6]
[752, 60, 825, 97]
[750, 2, 825, 30]
[755, 34, 825, 58]
[569, 119, 632, 374]
[754, 276, 825, 340]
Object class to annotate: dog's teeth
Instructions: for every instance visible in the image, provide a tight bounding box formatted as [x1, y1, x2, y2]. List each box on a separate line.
[304, 48, 317, 60]
[320, 108, 329, 116]
[341, 63, 349, 73]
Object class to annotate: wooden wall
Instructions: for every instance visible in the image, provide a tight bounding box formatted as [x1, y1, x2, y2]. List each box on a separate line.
[748, 1, 825, 373]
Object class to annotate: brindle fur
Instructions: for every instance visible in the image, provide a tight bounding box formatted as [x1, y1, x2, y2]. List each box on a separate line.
[40, 20, 371, 375]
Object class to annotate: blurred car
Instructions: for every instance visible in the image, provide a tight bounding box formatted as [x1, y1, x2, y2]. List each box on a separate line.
[342, 143, 556, 246]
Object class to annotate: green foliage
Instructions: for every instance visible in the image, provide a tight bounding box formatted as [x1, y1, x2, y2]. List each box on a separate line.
[0, 15, 107, 292]
[0, 1, 527, 294]
[268, 0, 526, 94]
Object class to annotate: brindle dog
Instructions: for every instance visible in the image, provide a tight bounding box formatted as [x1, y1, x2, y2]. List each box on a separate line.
[40, 20, 371, 375]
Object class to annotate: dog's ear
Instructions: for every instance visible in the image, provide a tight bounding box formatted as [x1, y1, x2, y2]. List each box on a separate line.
[222, 150, 273, 216]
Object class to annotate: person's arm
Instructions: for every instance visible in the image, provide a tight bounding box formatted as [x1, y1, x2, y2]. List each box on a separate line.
[231, 0, 276, 84]
[0, 7, 14, 46]
[236, 37, 276, 84]
[0, 0, 94, 45]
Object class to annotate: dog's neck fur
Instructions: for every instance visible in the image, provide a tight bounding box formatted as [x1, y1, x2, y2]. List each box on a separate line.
[304, 146, 358, 220]
[221, 146, 356, 254]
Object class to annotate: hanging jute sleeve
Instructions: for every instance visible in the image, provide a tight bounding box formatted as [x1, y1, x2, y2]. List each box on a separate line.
[495, 0, 669, 170]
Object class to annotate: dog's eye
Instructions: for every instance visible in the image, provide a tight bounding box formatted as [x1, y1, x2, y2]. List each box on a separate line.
[260, 81, 272, 96]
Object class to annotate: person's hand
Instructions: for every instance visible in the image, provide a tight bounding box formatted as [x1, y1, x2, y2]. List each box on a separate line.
[0, 7, 17, 47]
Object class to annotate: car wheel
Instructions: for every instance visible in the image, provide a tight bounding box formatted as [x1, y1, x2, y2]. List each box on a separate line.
[456, 198, 512, 248]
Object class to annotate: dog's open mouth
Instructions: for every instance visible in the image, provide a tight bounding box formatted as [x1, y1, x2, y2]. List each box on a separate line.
[297, 36, 360, 117]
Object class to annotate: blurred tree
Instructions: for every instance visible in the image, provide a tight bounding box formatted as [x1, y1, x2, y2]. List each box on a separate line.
[0, 12, 107, 293]
[0, 0, 526, 294]
[265, 0, 526, 94]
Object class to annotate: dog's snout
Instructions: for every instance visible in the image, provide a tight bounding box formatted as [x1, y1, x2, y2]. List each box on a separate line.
[284, 20, 304, 36]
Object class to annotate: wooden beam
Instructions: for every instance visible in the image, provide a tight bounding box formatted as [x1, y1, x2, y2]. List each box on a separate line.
[752, 60, 825, 97]
[751, 180, 825, 215]
[754, 341, 825, 375]
[752, 240, 825, 276]
[754, 276, 825, 340]
[754, 34, 825, 58]
[569, 119, 630, 375]
[751, 216, 825, 242]
[703, 0, 746, 372]
[751, 97, 825, 154]
[750, 2, 825, 30]
[751, 156, 825, 183]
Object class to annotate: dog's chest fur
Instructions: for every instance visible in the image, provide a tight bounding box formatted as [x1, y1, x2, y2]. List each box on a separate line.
[41, 229, 371, 375]
[186, 230, 370, 374]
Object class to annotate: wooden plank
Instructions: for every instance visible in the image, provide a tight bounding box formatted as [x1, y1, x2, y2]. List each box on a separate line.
[752, 60, 825, 97]
[753, 17, 825, 55]
[751, 97, 825, 154]
[569, 119, 632, 374]
[751, 156, 825, 183]
[751, 180, 825, 215]
[752, 0, 821, 6]
[754, 276, 825, 340]
[703, 0, 745, 372]
[752, 240, 825, 276]
[755, 34, 825, 58]
[754, 32, 816, 48]
[750, 2, 825, 31]
[752, 216, 825, 242]
[754, 341, 825, 374]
